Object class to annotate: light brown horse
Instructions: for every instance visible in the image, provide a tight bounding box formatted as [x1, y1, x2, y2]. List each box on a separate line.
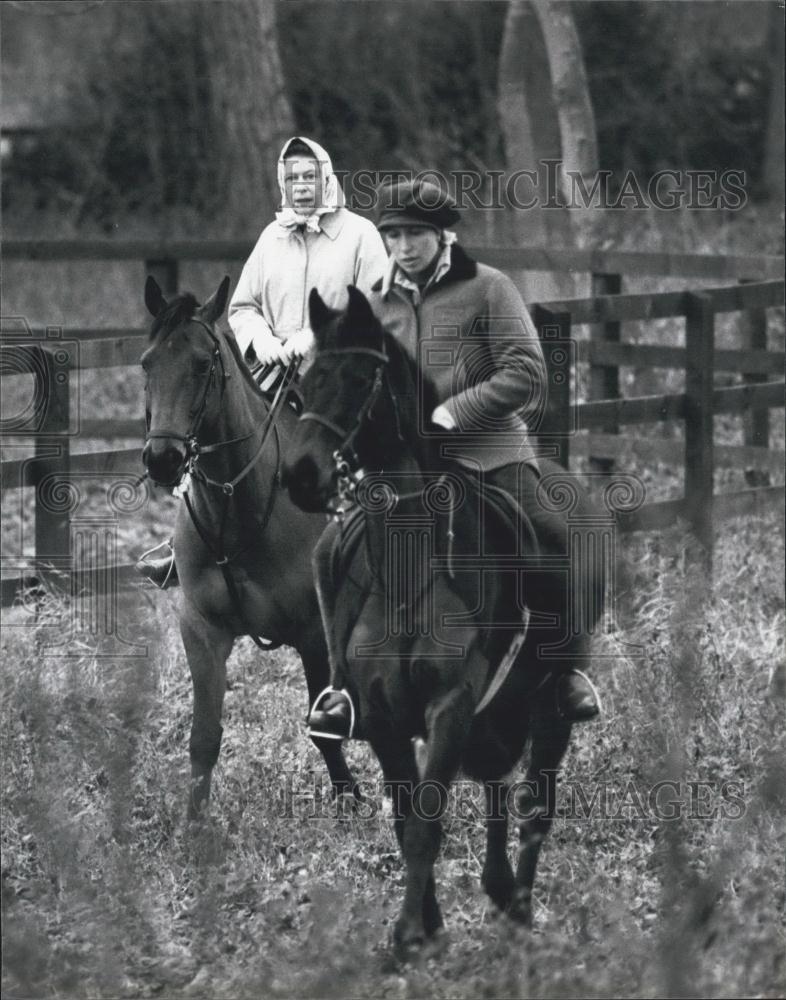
[141, 275, 359, 818]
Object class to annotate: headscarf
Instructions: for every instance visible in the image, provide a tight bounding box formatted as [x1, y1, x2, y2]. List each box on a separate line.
[275, 136, 342, 233]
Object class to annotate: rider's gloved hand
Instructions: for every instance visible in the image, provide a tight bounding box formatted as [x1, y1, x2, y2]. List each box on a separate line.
[280, 327, 315, 363]
[431, 404, 457, 430]
[250, 331, 289, 367]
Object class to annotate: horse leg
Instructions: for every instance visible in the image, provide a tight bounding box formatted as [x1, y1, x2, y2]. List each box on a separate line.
[397, 683, 475, 956]
[481, 779, 515, 911]
[371, 734, 444, 954]
[179, 611, 233, 820]
[510, 712, 572, 925]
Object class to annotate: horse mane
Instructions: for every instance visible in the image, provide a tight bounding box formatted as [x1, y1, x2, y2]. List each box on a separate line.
[149, 293, 199, 341]
[221, 326, 269, 400]
[148, 290, 268, 401]
[380, 328, 439, 416]
[377, 327, 451, 470]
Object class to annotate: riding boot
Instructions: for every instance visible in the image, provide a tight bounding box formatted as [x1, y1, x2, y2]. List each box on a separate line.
[308, 689, 354, 740]
[554, 670, 601, 722]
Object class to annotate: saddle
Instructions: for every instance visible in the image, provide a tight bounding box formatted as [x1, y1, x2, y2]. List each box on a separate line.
[322, 472, 533, 594]
[318, 468, 536, 715]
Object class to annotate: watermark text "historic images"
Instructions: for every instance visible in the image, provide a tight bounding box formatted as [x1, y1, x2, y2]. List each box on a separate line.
[274, 774, 747, 823]
[340, 162, 747, 212]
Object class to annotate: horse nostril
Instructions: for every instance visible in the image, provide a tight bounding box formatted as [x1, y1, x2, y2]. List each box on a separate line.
[144, 441, 186, 484]
[163, 445, 183, 469]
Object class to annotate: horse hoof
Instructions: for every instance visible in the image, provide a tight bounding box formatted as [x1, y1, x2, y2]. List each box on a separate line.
[507, 887, 534, 926]
[482, 874, 515, 912]
[423, 910, 445, 939]
[393, 923, 425, 963]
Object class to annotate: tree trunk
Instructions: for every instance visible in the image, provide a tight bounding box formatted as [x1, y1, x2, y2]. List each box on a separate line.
[763, 2, 785, 201]
[194, 0, 294, 235]
[498, 0, 596, 299]
[533, 0, 598, 245]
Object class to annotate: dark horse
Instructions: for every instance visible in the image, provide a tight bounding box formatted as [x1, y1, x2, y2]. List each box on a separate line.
[282, 286, 603, 955]
[141, 276, 359, 818]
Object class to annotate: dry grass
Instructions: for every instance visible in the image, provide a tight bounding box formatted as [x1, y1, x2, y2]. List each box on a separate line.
[1, 515, 784, 999]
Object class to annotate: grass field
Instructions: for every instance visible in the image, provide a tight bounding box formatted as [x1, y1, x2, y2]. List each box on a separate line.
[2, 517, 784, 998]
[2, 206, 785, 998]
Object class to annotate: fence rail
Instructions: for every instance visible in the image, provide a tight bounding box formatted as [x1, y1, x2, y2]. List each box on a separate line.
[5, 239, 784, 280]
[2, 242, 784, 605]
[532, 280, 784, 564]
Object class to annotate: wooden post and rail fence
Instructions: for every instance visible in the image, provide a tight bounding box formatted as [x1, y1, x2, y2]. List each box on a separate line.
[1, 240, 783, 606]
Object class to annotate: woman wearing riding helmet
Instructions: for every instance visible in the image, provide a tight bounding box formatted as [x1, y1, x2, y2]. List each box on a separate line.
[308, 177, 602, 735]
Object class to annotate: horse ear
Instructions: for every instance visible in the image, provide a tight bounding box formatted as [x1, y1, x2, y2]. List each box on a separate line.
[309, 287, 334, 333]
[346, 285, 376, 330]
[202, 275, 231, 324]
[145, 275, 166, 317]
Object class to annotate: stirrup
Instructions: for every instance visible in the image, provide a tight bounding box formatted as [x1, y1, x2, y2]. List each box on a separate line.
[136, 539, 176, 590]
[307, 687, 356, 741]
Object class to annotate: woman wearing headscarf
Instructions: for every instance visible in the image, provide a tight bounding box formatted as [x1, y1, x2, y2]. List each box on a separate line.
[308, 178, 603, 735]
[228, 136, 388, 372]
[138, 138, 387, 587]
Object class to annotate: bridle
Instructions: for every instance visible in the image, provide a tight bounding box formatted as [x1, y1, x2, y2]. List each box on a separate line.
[144, 317, 228, 481]
[144, 317, 296, 495]
[298, 346, 395, 513]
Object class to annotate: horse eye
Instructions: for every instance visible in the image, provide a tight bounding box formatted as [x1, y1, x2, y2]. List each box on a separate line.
[194, 358, 211, 376]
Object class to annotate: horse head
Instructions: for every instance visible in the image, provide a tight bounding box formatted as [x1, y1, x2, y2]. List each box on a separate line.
[283, 285, 427, 512]
[140, 275, 231, 488]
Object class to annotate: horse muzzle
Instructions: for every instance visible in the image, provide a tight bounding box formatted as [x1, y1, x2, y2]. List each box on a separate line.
[142, 437, 189, 489]
[281, 453, 336, 513]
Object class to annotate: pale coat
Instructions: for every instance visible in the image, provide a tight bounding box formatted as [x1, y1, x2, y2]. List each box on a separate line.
[229, 208, 388, 356]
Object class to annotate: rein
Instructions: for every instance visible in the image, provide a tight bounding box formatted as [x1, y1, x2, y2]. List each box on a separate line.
[145, 318, 230, 468]
[299, 346, 395, 514]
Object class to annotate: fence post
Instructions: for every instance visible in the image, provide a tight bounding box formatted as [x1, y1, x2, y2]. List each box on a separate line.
[532, 305, 572, 469]
[589, 271, 622, 473]
[146, 257, 179, 296]
[684, 292, 715, 571]
[34, 347, 71, 570]
[739, 277, 770, 487]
